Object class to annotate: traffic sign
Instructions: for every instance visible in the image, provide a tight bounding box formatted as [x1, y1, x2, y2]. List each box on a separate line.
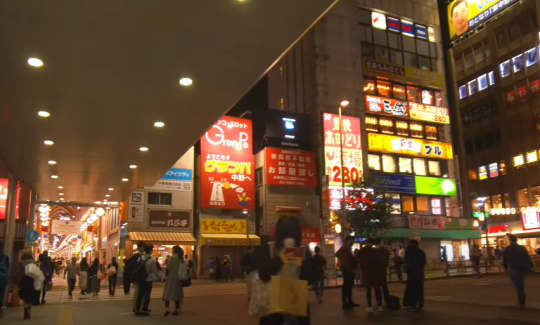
[25, 230, 39, 243]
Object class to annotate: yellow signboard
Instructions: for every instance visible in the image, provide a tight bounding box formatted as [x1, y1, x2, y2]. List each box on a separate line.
[409, 102, 450, 124]
[200, 218, 247, 234]
[404, 66, 444, 88]
[368, 133, 453, 160]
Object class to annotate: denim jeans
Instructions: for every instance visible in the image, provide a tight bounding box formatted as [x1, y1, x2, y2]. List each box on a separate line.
[509, 268, 526, 305]
[67, 278, 76, 296]
[312, 279, 324, 300]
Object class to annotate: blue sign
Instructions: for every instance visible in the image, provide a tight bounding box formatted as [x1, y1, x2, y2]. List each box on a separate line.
[415, 24, 427, 39]
[26, 230, 39, 243]
[161, 168, 192, 181]
[372, 173, 415, 194]
[387, 17, 400, 33]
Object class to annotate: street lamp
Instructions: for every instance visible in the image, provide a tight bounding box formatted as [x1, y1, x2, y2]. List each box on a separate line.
[475, 196, 489, 274]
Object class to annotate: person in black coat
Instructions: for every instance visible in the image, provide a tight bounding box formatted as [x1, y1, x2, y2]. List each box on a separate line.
[16, 251, 40, 320]
[402, 240, 426, 311]
[38, 251, 53, 304]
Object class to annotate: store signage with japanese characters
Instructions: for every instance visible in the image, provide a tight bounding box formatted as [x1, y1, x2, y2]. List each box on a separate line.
[0, 178, 7, 220]
[301, 227, 320, 244]
[408, 215, 445, 230]
[155, 168, 193, 191]
[265, 147, 316, 187]
[200, 218, 247, 234]
[323, 113, 363, 187]
[365, 95, 408, 117]
[408, 102, 450, 124]
[368, 133, 453, 159]
[521, 207, 540, 230]
[149, 210, 190, 228]
[200, 116, 254, 210]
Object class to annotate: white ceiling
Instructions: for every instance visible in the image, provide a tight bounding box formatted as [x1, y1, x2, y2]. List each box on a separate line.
[0, 0, 338, 203]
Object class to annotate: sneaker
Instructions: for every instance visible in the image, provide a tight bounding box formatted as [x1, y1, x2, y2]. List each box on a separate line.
[376, 306, 384, 312]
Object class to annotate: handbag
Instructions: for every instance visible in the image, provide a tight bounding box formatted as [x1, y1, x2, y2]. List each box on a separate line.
[248, 271, 271, 317]
[107, 266, 117, 277]
[25, 263, 41, 279]
[269, 275, 308, 317]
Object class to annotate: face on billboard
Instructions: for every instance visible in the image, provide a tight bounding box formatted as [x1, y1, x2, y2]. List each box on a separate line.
[450, 0, 469, 37]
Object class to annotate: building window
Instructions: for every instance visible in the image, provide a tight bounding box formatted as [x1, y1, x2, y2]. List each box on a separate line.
[488, 162, 499, 178]
[388, 32, 402, 49]
[468, 169, 477, 180]
[421, 89, 433, 105]
[379, 118, 394, 134]
[416, 196, 429, 215]
[499, 160, 507, 175]
[403, 36, 416, 53]
[377, 79, 391, 97]
[417, 39, 429, 57]
[392, 84, 406, 100]
[418, 56, 431, 70]
[375, 45, 389, 61]
[148, 192, 172, 205]
[464, 49, 474, 69]
[492, 194, 503, 209]
[399, 157, 413, 173]
[517, 188, 529, 208]
[410, 123, 423, 138]
[382, 155, 396, 173]
[390, 49, 404, 66]
[425, 126, 438, 140]
[396, 120, 409, 136]
[478, 165, 488, 180]
[368, 154, 381, 171]
[513, 154, 525, 167]
[404, 52, 417, 67]
[431, 198, 442, 215]
[435, 91, 443, 107]
[428, 160, 441, 176]
[365, 116, 379, 132]
[401, 196, 414, 213]
[373, 28, 388, 46]
[385, 193, 401, 215]
[413, 158, 426, 175]
[407, 86, 420, 103]
[527, 150, 538, 164]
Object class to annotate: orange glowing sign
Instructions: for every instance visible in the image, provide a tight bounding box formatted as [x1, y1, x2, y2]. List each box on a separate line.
[408, 102, 450, 124]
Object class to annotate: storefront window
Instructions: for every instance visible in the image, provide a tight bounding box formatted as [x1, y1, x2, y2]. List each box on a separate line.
[396, 121, 409, 136]
[413, 158, 426, 175]
[517, 188, 529, 208]
[407, 86, 420, 103]
[363, 79, 376, 93]
[421, 89, 433, 105]
[410, 123, 423, 138]
[368, 154, 381, 171]
[402, 196, 414, 213]
[513, 154, 525, 167]
[382, 155, 396, 173]
[379, 118, 394, 134]
[527, 150, 538, 164]
[377, 79, 391, 97]
[399, 157, 413, 173]
[428, 160, 441, 176]
[392, 84, 406, 100]
[365, 116, 378, 132]
[416, 196, 429, 215]
[425, 125, 437, 140]
[431, 198, 442, 215]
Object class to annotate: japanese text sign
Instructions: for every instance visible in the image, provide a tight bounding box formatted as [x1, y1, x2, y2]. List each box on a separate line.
[408, 102, 450, 124]
[200, 116, 254, 210]
[365, 95, 409, 117]
[149, 210, 190, 228]
[200, 218, 247, 234]
[265, 148, 316, 187]
[367, 133, 453, 160]
[301, 228, 320, 244]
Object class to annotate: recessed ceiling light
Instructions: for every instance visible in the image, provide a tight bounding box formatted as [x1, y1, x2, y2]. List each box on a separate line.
[139, 146, 149, 152]
[121, 178, 129, 182]
[108, 187, 114, 191]
[50, 175, 59, 179]
[38, 110, 51, 118]
[129, 164, 138, 169]
[153, 121, 165, 128]
[58, 193, 64, 196]
[105, 194, 111, 198]
[43, 140, 54, 146]
[179, 77, 193, 87]
[48, 160, 57, 165]
[27, 57, 44, 68]
[57, 185, 63, 189]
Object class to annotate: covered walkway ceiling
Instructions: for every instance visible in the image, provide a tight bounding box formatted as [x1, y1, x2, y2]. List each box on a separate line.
[0, 0, 338, 203]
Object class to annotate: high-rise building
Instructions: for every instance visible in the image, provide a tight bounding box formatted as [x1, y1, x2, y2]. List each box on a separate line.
[443, 0, 540, 254]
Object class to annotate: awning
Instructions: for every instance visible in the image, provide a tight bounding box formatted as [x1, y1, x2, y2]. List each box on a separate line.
[129, 232, 196, 245]
[381, 228, 481, 240]
[200, 234, 261, 246]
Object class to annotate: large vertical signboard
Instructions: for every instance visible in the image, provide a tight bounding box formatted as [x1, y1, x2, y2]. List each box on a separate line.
[0, 178, 8, 220]
[200, 116, 255, 210]
[265, 148, 316, 187]
[447, 0, 519, 41]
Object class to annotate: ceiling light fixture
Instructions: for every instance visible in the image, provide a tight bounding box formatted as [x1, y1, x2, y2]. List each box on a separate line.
[43, 140, 54, 146]
[139, 146, 149, 152]
[129, 164, 138, 169]
[121, 178, 129, 182]
[48, 160, 57, 165]
[50, 175, 59, 179]
[37, 110, 51, 118]
[27, 57, 44, 68]
[179, 77, 193, 87]
[58, 193, 64, 196]
[57, 186, 64, 189]
[108, 187, 114, 191]
[153, 121, 165, 128]
[105, 194, 111, 198]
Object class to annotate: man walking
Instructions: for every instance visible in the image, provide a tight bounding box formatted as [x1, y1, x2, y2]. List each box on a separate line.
[336, 236, 358, 309]
[312, 246, 327, 304]
[0, 243, 9, 319]
[64, 257, 79, 299]
[471, 244, 482, 277]
[134, 244, 159, 316]
[503, 235, 533, 306]
[38, 251, 53, 304]
[403, 240, 426, 311]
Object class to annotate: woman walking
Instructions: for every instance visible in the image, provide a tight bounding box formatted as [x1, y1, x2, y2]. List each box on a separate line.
[15, 251, 41, 320]
[107, 257, 118, 296]
[79, 257, 89, 295]
[89, 258, 100, 296]
[162, 246, 187, 316]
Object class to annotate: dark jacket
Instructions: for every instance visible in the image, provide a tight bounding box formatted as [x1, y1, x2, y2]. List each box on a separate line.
[336, 246, 356, 273]
[89, 262, 99, 277]
[358, 246, 386, 287]
[79, 259, 89, 272]
[311, 254, 327, 280]
[404, 245, 426, 280]
[39, 254, 53, 278]
[503, 243, 533, 273]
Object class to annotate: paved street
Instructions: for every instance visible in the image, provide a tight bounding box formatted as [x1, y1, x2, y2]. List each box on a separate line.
[3, 274, 540, 324]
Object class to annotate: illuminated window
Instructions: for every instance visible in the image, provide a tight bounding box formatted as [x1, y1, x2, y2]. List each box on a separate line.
[382, 155, 396, 173]
[425, 126, 438, 140]
[468, 169, 477, 180]
[491, 194, 503, 209]
[392, 84, 406, 100]
[368, 154, 381, 171]
[478, 165, 488, 180]
[517, 188, 529, 208]
[413, 158, 426, 176]
[428, 160, 441, 176]
[399, 157, 413, 173]
[407, 86, 420, 103]
[416, 196, 429, 214]
[401, 196, 414, 213]
[477, 74, 488, 91]
[379, 118, 394, 134]
[365, 116, 378, 132]
[488, 71, 495, 86]
[499, 160, 507, 175]
[377, 79, 391, 97]
[499, 59, 511, 78]
[458, 85, 468, 100]
[363, 79, 376, 93]
[396, 121, 409, 136]
[468, 79, 478, 96]
[431, 198, 442, 215]
[513, 154, 525, 167]
[512, 54, 523, 73]
[489, 162, 498, 178]
[527, 150, 538, 164]
[385, 193, 401, 215]
[410, 123, 423, 138]
[435, 91, 443, 107]
[421, 89, 433, 105]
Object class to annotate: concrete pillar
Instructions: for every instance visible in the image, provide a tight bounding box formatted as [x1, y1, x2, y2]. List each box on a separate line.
[3, 174, 17, 259]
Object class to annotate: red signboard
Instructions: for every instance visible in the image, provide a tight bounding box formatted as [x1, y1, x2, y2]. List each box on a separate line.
[521, 209, 540, 230]
[0, 178, 7, 220]
[301, 227, 320, 244]
[488, 225, 507, 234]
[365, 94, 408, 117]
[200, 116, 255, 210]
[265, 148, 316, 187]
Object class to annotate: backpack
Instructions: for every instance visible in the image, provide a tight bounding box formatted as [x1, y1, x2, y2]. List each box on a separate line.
[0, 255, 9, 285]
[133, 257, 148, 283]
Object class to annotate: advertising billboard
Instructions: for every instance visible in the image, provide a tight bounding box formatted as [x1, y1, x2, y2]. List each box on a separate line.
[414, 176, 457, 196]
[368, 133, 453, 159]
[200, 116, 254, 210]
[447, 0, 519, 41]
[408, 102, 450, 124]
[323, 113, 363, 187]
[365, 95, 408, 117]
[521, 208, 540, 230]
[372, 173, 416, 194]
[265, 147, 316, 187]
[155, 168, 193, 191]
[200, 218, 247, 234]
[0, 178, 7, 220]
[149, 210, 190, 228]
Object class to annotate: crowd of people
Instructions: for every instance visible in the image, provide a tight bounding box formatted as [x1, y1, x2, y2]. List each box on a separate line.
[207, 255, 234, 281]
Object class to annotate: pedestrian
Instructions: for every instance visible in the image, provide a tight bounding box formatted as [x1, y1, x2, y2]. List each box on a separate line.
[241, 248, 254, 280]
[125, 242, 144, 295]
[503, 234, 533, 306]
[64, 257, 79, 299]
[223, 255, 233, 281]
[402, 240, 426, 311]
[392, 249, 404, 282]
[471, 244, 482, 277]
[79, 257, 89, 295]
[0, 242, 9, 319]
[311, 246, 327, 304]
[134, 244, 160, 316]
[107, 257, 118, 296]
[336, 236, 358, 309]
[15, 251, 41, 320]
[186, 255, 195, 278]
[38, 250, 53, 304]
[358, 240, 385, 312]
[163, 246, 187, 316]
[89, 258, 100, 296]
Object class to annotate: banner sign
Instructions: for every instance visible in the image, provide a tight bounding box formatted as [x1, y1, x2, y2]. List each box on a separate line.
[415, 176, 457, 196]
[409, 102, 450, 124]
[155, 168, 193, 191]
[149, 210, 190, 228]
[51, 221, 81, 235]
[365, 95, 408, 117]
[521, 208, 540, 230]
[447, 0, 519, 41]
[200, 116, 255, 210]
[301, 227, 320, 244]
[323, 113, 363, 188]
[200, 218, 247, 234]
[368, 133, 453, 160]
[372, 173, 415, 194]
[265, 148, 316, 187]
[0, 178, 7, 220]
[409, 215, 445, 230]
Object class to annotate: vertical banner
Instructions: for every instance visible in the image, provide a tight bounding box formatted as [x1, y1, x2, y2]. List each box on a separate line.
[0, 178, 8, 220]
[200, 116, 255, 210]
